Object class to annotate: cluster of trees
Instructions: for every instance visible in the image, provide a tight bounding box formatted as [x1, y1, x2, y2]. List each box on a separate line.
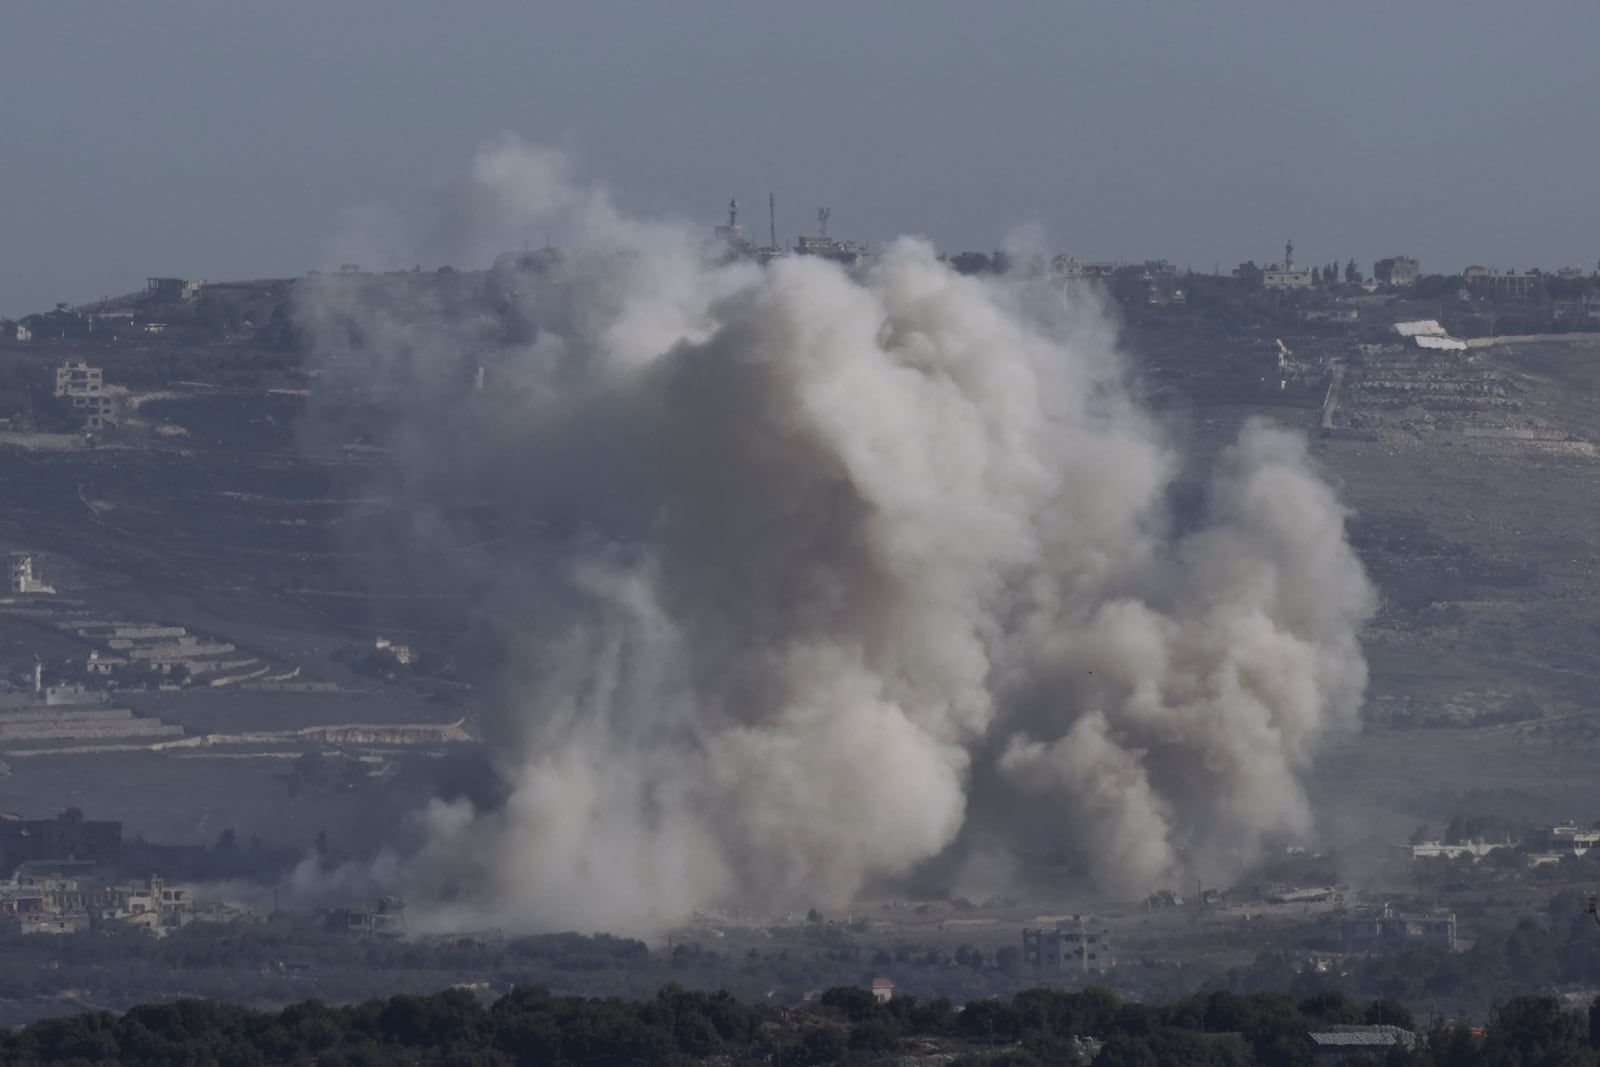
[1224, 890, 1600, 1021]
[0, 344, 303, 430]
[947, 251, 1016, 276]
[0, 914, 1056, 1026]
[1300, 259, 1363, 287]
[0, 356, 84, 429]
[25, 872, 1600, 1035]
[4, 981, 1600, 1066]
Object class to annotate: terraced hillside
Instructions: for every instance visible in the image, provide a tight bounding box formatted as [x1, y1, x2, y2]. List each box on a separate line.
[3, 331, 1600, 854]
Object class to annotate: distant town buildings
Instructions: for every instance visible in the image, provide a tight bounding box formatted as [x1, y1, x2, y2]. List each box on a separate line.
[0, 869, 221, 936]
[1263, 885, 1346, 906]
[705, 196, 787, 264]
[1406, 839, 1507, 861]
[66, 620, 272, 684]
[1528, 822, 1600, 855]
[1463, 267, 1538, 298]
[1263, 266, 1315, 290]
[793, 207, 863, 264]
[1053, 255, 1115, 281]
[1236, 242, 1314, 290]
[145, 277, 205, 302]
[869, 977, 894, 1003]
[713, 198, 747, 250]
[374, 637, 413, 666]
[1264, 242, 1315, 289]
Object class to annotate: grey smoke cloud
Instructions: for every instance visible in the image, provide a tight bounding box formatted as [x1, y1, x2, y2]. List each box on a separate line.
[294, 141, 1376, 933]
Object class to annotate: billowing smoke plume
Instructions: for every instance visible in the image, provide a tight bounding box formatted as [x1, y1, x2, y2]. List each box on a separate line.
[295, 141, 1375, 933]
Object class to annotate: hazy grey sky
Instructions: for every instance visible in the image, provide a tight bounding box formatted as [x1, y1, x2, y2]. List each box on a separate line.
[3, 1, 1598, 317]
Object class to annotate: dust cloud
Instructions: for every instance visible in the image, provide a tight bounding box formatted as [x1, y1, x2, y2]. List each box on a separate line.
[292, 140, 1376, 933]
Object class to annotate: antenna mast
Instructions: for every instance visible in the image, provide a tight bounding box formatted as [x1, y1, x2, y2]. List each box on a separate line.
[769, 192, 777, 250]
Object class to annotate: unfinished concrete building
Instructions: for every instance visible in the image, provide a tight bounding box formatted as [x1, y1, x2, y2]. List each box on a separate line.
[53, 360, 114, 430]
[1022, 916, 1113, 974]
[7, 554, 54, 595]
[326, 896, 407, 936]
[1342, 904, 1456, 954]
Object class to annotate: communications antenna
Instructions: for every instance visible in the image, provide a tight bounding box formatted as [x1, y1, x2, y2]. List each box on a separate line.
[818, 207, 830, 238]
[769, 192, 777, 249]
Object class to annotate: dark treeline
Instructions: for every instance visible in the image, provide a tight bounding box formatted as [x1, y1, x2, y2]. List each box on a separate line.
[0, 916, 1061, 1031]
[13, 888, 1600, 1032]
[5, 981, 1600, 1067]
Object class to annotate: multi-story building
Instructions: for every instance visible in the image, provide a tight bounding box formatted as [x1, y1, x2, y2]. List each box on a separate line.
[1263, 267, 1315, 290]
[146, 277, 204, 302]
[0, 808, 122, 871]
[1341, 904, 1456, 954]
[1022, 916, 1113, 974]
[2, 872, 202, 935]
[1465, 269, 1538, 298]
[326, 896, 407, 936]
[54, 360, 102, 398]
[1528, 822, 1600, 855]
[1238, 243, 1315, 290]
[1374, 256, 1420, 287]
[54, 360, 114, 430]
[7, 554, 55, 595]
[1407, 839, 1507, 861]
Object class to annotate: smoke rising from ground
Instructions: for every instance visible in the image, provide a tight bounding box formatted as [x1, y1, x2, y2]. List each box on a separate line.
[295, 141, 1376, 933]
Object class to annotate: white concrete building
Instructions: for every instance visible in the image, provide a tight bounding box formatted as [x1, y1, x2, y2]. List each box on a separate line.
[54, 361, 114, 429]
[375, 637, 413, 666]
[1532, 823, 1600, 855]
[54, 360, 102, 398]
[7, 555, 55, 595]
[1408, 840, 1507, 861]
[1263, 267, 1315, 290]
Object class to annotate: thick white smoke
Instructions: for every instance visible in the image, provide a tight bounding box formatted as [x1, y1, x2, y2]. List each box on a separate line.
[296, 141, 1375, 933]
